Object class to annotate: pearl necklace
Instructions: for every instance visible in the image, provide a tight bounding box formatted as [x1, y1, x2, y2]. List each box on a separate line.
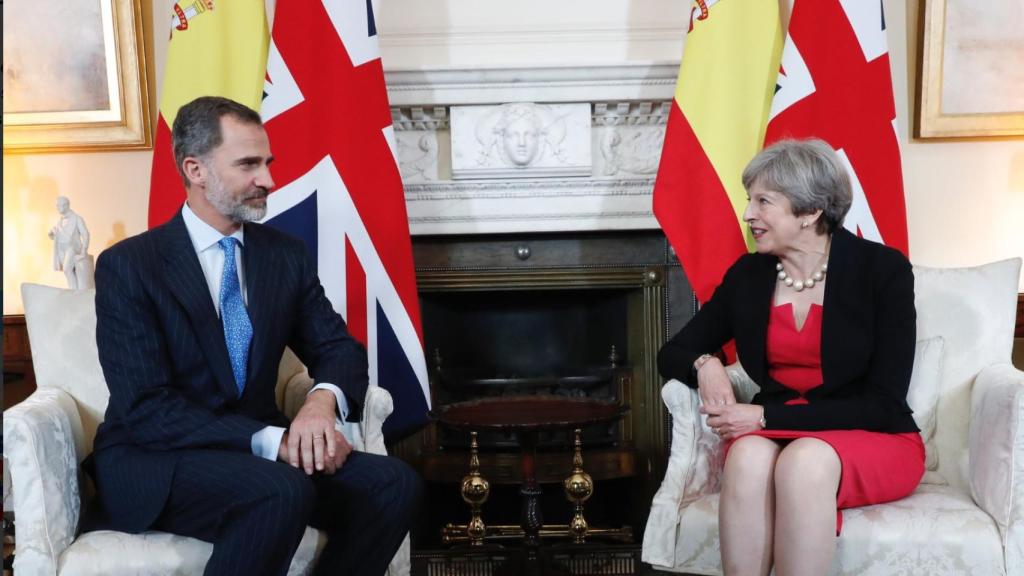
[776, 260, 828, 292]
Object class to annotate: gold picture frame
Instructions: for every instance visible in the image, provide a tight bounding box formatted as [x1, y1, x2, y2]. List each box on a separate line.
[2, 0, 152, 153]
[916, 0, 1024, 138]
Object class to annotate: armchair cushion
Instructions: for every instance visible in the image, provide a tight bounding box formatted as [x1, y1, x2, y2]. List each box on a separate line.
[907, 336, 943, 474]
[20, 284, 105, 457]
[666, 484, 1005, 576]
[57, 527, 326, 576]
[913, 259, 1021, 492]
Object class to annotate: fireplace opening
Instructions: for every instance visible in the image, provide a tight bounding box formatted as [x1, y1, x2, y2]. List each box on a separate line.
[424, 288, 632, 451]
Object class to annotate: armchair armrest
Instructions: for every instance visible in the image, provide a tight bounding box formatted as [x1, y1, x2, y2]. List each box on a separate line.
[353, 385, 407, 576]
[643, 379, 724, 567]
[642, 367, 760, 567]
[3, 388, 86, 575]
[969, 362, 1024, 574]
[359, 386, 393, 456]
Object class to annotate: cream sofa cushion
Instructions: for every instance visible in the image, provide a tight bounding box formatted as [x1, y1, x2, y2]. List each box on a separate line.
[671, 484, 1005, 576]
[58, 527, 326, 576]
[907, 336, 943, 474]
[21, 284, 106, 457]
[913, 259, 1021, 492]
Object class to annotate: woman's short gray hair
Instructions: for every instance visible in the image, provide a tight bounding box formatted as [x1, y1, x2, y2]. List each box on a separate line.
[741, 138, 852, 235]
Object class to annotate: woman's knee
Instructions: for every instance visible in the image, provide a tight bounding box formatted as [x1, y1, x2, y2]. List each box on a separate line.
[721, 436, 781, 503]
[724, 436, 781, 479]
[774, 438, 841, 492]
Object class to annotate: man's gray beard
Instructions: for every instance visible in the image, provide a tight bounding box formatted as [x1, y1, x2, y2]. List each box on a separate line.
[204, 166, 267, 223]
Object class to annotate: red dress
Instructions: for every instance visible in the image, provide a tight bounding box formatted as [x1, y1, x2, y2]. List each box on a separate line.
[733, 303, 924, 533]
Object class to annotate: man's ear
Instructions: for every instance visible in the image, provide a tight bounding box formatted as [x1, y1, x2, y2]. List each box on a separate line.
[182, 157, 205, 188]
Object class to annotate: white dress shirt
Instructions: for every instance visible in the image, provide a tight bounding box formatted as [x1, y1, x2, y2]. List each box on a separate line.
[181, 203, 350, 461]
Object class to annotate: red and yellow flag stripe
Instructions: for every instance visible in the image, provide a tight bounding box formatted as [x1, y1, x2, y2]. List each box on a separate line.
[653, 0, 783, 302]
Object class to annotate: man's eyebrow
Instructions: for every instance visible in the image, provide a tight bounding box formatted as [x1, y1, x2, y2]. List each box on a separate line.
[234, 155, 273, 165]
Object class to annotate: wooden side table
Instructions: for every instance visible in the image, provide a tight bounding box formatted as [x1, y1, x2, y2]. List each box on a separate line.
[434, 395, 630, 574]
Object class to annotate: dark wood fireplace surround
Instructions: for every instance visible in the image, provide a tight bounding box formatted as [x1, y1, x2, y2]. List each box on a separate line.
[394, 229, 694, 552]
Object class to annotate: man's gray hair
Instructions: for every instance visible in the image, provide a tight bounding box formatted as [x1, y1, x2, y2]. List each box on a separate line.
[741, 138, 852, 235]
[172, 96, 263, 188]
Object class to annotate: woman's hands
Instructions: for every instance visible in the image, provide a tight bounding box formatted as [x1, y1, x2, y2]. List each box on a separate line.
[693, 355, 764, 440]
[701, 403, 765, 441]
[695, 355, 736, 407]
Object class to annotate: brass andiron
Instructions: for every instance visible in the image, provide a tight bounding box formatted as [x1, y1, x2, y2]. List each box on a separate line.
[563, 428, 594, 544]
[460, 432, 490, 546]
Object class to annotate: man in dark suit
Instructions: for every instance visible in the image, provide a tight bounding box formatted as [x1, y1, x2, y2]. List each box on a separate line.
[90, 96, 420, 575]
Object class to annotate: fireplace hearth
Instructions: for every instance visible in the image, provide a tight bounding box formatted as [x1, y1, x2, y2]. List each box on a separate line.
[394, 230, 693, 548]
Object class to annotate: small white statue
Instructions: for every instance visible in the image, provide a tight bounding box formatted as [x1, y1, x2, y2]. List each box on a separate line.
[49, 196, 94, 289]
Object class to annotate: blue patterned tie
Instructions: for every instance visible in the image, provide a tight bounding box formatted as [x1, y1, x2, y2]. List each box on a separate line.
[218, 237, 252, 395]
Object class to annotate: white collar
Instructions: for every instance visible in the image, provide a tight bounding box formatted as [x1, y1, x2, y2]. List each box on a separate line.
[181, 201, 245, 253]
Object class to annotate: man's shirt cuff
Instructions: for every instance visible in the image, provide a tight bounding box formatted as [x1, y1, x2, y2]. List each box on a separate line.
[310, 382, 350, 422]
[251, 425, 286, 461]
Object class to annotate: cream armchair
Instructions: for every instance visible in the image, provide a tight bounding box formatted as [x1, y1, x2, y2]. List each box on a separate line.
[642, 258, 1024, 576]
[3, 284, 411, 576]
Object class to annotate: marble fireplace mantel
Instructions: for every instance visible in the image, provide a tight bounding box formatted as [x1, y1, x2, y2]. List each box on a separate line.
[385, 64, 679, 235]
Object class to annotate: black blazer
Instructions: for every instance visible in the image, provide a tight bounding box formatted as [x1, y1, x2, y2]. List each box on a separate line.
[90, 211, 368, 532]
[658, 228, 919, 433]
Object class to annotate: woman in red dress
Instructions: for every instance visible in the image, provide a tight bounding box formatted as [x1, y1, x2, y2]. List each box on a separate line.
[658, 139, 924, 576]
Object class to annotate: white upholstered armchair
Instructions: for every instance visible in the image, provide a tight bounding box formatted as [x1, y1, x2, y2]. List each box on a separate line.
[642, 258, 1024, 575]
[3, 283, 411, 576]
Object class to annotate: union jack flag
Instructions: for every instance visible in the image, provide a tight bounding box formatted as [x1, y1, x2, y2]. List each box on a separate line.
[261, 0, 429, 439]
[766, 0, 908, 255]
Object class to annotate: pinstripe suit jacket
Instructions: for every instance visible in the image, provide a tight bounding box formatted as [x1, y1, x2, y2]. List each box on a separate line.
[90, 211, 368, 533]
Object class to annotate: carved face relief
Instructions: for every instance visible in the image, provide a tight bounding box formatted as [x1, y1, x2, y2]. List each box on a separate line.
[56, 197, 70, 215]
[454, 102, 587, 180]
[501, 116, 541, 166]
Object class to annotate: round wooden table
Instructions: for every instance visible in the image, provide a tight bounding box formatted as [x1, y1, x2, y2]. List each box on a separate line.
[434, 395, 625, 573]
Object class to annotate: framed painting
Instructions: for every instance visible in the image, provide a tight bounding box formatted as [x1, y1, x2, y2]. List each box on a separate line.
[916, 0, 1024, 138]
[2, 0, 152, 152]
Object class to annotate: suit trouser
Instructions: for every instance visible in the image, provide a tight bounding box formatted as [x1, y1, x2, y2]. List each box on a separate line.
[152, 449, 421, 576]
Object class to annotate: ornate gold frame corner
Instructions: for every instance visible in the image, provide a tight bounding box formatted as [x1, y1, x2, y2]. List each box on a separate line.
[2, 0, 152, 153]
[916, 0, 1024, 139]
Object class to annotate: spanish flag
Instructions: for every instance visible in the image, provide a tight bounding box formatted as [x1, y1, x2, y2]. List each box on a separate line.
[653, 1, 783, 302]
[148, 0, 269, 228]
